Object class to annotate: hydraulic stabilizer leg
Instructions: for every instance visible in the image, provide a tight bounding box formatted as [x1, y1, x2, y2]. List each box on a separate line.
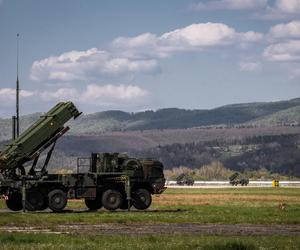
[125, 176, 131, 211]
[22, 178, 26, 212]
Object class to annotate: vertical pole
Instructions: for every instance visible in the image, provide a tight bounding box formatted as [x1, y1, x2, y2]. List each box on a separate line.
[12, 116, 16, 140]
[16, 33, 20, 137]
[22, 178, 26, 213]
[126, 176, 131, 211]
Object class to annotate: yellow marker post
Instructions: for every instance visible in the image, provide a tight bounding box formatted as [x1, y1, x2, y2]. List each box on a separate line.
[272, 180, 279, 187]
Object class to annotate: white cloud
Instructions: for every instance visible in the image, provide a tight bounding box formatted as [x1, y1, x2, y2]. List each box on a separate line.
[0, 84, 149, 115]
[80, 84, 148, 104]
[0, 83, 148, 111]
[239, 61, 262, 72]
[39, 88, 79, 102]
[0, 88, 34, 103]
[263, 40, 300, 61]
[31, 48, 159, 82]
[268, 20, 300, 40]
[31, 22, 262, 83]
[113, 23, 263, 58]
[275, 0, 300, 14]
[39, 84, 148, 106]
[189, 0, 268, 11]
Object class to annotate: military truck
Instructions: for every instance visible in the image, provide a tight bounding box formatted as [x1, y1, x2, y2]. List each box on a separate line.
[176, 173, 194, 186]
[229, 172, 249, 186]
[0, 102, 166, 212]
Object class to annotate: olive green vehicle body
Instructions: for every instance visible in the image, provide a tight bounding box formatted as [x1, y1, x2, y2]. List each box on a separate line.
[0, 102, 166, 212]
[0, 102, 80, 172]
[176, 173, 194, 186]
[229, 172, 249, 186]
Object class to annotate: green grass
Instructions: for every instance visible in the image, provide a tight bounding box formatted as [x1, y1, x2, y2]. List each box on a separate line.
[165, 187, 300, 196]
[0, 188, 299, 249]
[0, 205, 298, 226]
[0, 233, 299, 250]
[0, 188, 299, 226]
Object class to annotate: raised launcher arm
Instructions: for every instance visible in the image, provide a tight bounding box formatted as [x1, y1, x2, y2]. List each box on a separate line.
[0, 102, 81, 177]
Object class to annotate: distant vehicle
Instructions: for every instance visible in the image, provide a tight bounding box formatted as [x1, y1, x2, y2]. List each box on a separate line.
[176, 173, 194, 186]
[229, 172, 249, 186]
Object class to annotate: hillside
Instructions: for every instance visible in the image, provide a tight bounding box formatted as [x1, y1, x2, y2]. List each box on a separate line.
[0, 113, 41, 141]
[70, 97, 300, 134]
[247, 105, 300, 126]
[1, 97, 300, 141]
[44, 127, 300, 177]
[1, 98, 300, 177]
[56, 126, 300, 154]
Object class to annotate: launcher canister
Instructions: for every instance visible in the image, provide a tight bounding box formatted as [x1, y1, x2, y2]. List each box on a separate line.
[0, 102, 80, 171]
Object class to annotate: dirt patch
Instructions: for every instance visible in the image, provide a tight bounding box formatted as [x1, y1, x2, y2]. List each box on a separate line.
[0, 223, 299, 236]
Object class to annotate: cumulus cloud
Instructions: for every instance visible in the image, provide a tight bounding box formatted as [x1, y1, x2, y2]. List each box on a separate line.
[263, 40, 300, 61]
[0, 83, 148, 113]
[239, 61, 262, 72]
[38, 84, 148, 106]
[29, 84, 149, 105]
[31, 48, 159, 82]
[31, 22, 262, 83]
[80, 84, 148, 104]
[268, 20, 300, 40]
[112, 23, 263, 58]
[189, 0, 268, 11]
[0, 84, 149, 116]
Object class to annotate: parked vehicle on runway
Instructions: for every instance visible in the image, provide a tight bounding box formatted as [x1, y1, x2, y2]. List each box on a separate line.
[229, 172, 249, 186]
[176, 173, 194, 186]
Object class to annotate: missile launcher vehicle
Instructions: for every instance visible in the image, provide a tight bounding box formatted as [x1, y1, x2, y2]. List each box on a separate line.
[0, 102, 166, 212]
[229, 172, 249, 186]
[176, 173, 194, 186]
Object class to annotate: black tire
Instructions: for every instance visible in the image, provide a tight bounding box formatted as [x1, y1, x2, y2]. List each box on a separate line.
[26, 190, 45, 211]
[101, 189, 122, 211]
[6, 192, 22, 211]
[48, 189, 67, 212]
[132, 189, 152, 210]
[85, 197, 102, 210]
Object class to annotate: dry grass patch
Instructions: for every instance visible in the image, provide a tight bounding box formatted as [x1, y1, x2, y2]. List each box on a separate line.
[152, 193, 300, 206]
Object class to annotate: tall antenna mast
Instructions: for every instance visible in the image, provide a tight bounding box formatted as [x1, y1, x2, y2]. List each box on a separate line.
[16, 33, 20, 137]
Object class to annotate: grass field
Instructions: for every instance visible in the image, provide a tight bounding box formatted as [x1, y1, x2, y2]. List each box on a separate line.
[0, 233, 299, 250]
[0, 187, 299, 249]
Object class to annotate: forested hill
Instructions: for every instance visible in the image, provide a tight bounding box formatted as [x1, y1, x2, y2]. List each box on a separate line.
[1, 97, 300, 141]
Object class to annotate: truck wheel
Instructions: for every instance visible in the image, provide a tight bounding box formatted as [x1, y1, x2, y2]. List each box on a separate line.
[48, 189, 67, 212]
[101, 189, 122, 211]
[6, 192, 22, 211]
[132, 189, 152, 210]
[85, 197, 102, 210]
[26, 190, 45, 211]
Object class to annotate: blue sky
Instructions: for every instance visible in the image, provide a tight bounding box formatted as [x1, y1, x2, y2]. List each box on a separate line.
[0, 0, 300, 116]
